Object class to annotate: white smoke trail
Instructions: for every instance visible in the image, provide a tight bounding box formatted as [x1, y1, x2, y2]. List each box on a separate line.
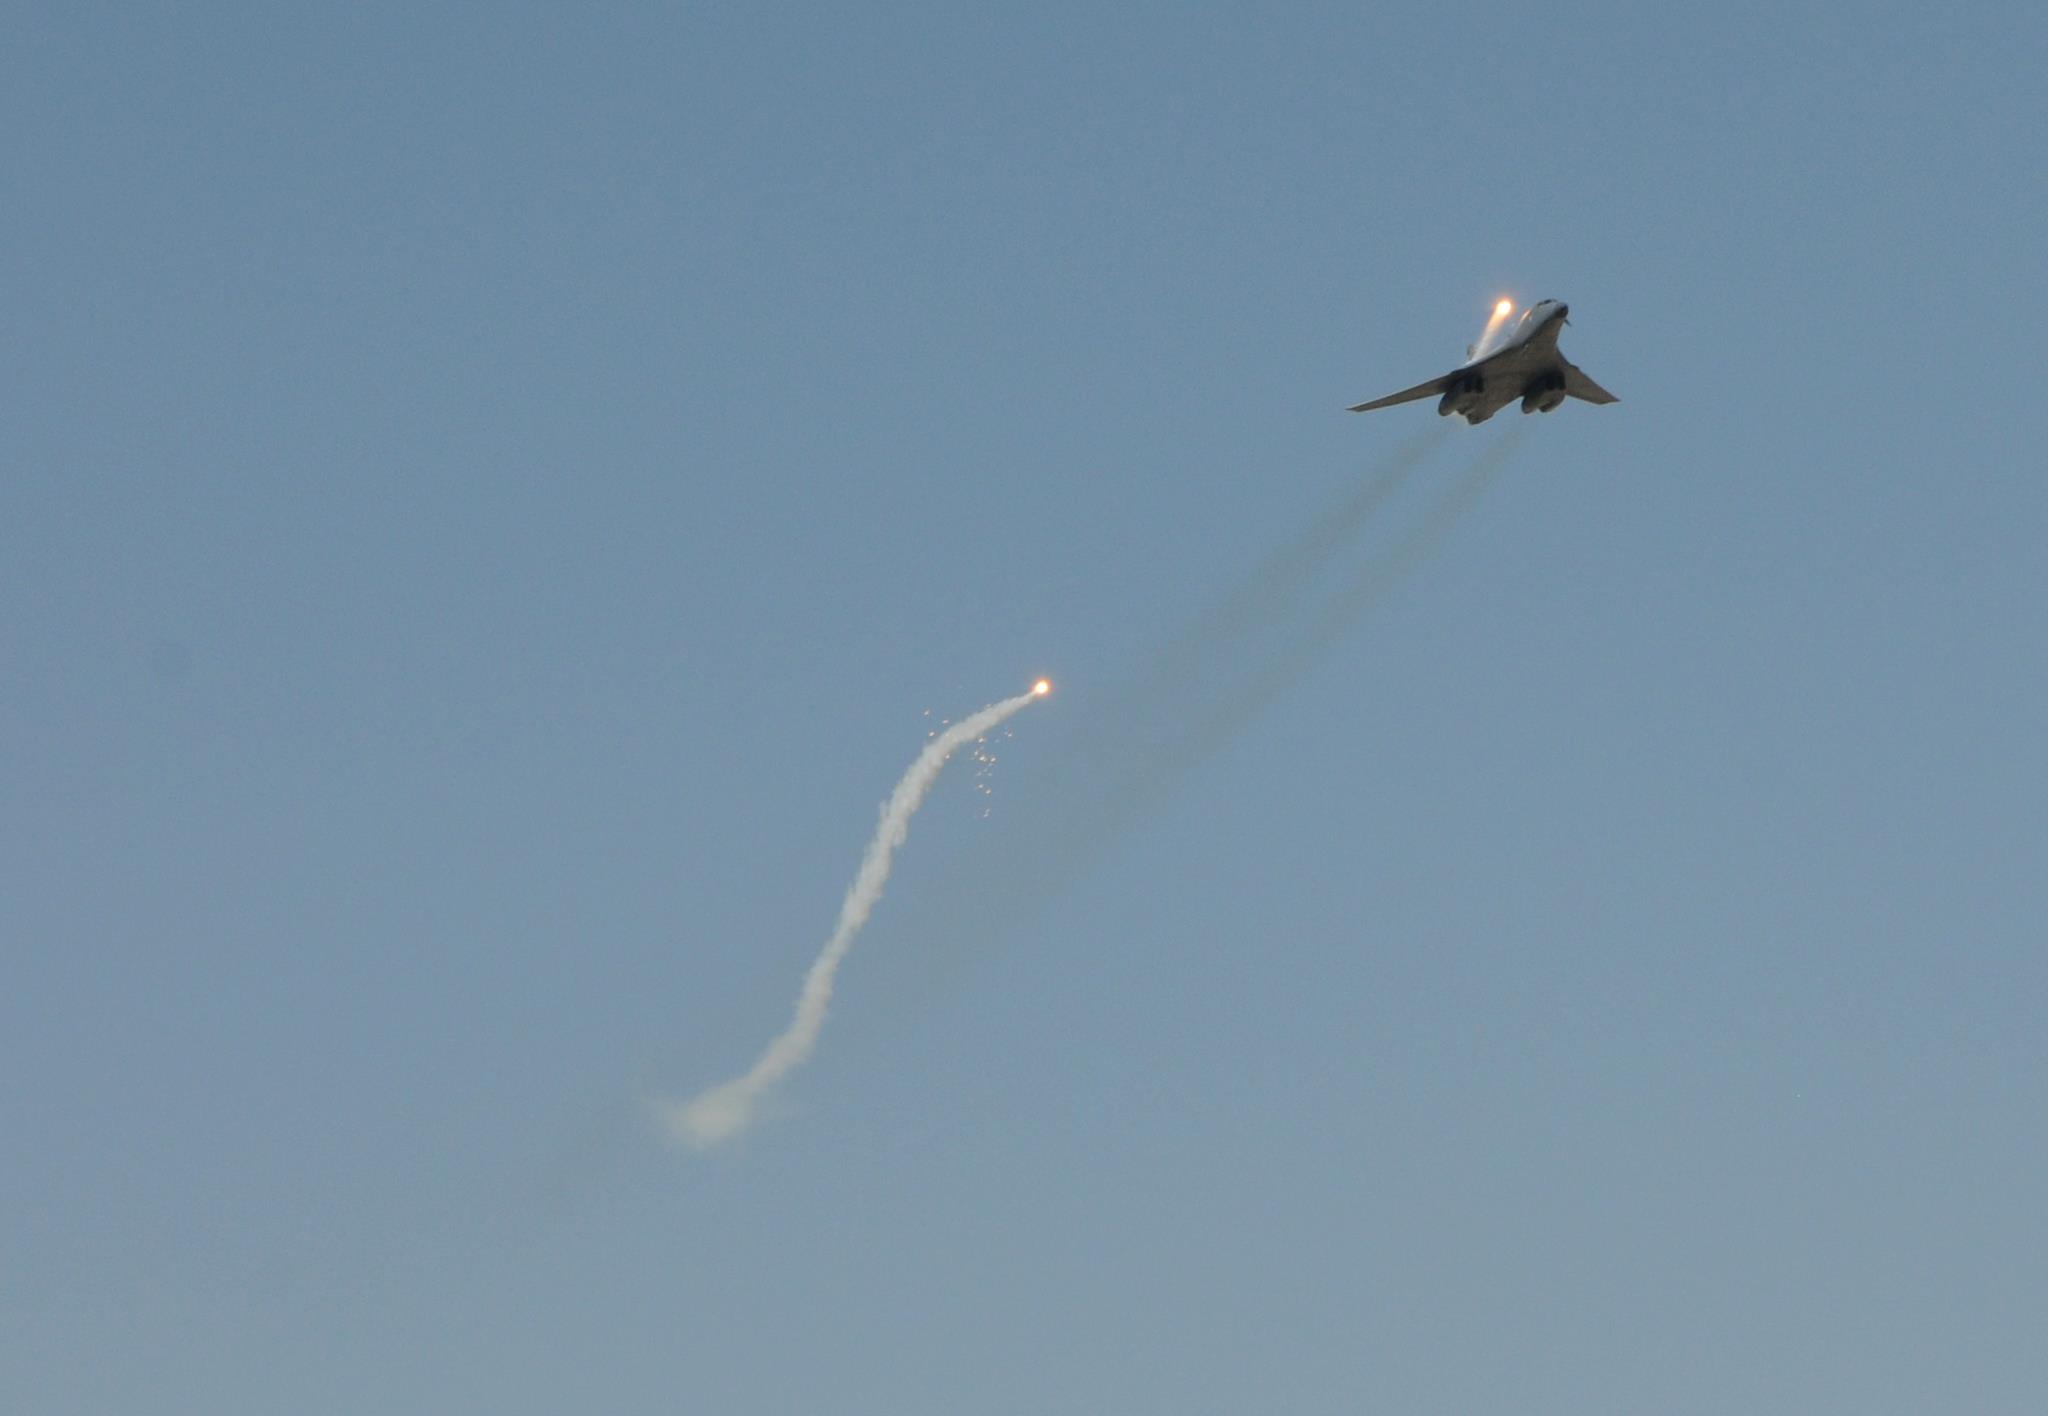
[658, 683, 1050, 1149]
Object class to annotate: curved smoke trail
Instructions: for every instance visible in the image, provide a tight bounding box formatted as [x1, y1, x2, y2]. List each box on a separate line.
[658, 683, 1050, 1149]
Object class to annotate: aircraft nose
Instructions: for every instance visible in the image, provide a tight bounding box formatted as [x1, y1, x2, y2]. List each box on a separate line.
[1555, 303, 1569, 321]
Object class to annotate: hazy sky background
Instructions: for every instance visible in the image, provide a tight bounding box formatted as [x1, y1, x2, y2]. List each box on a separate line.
[7, 3, 2045, 1412]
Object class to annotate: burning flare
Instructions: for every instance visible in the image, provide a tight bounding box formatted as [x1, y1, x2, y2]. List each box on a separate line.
[1469, 296, 1518, 362]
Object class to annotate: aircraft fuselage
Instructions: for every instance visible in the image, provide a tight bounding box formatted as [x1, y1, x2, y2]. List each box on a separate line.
[1438, 300, 1570, 424]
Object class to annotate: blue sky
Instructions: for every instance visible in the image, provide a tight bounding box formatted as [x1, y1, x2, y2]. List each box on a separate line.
[6, 3, 2045, 1412]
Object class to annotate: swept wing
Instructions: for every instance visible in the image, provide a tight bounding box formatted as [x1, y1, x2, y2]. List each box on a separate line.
[1346, 372, 1454, 414]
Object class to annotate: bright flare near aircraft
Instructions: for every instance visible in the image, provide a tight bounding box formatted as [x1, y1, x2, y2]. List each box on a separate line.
[658, 681, 1052, 1150]
[1470, 297, 1517, 361]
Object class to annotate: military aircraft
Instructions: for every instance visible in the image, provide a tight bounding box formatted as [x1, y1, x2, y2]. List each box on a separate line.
[1348, 299, 1617, 424]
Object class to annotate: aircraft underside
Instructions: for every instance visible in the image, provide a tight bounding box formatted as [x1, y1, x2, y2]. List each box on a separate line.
[1435, 359, 1570, 424]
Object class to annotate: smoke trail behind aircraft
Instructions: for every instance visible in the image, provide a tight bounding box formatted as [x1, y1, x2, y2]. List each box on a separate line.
[1131, 423, 1448, 702]
[1155, 422, 1528, 781]
[658, 681, 1051, 1149]
[1076, 425, 1528, 852]
[900, 428, 1528, 963]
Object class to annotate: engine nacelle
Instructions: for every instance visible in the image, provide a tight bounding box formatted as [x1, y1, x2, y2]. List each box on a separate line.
[1438, 371, 1485, 419]
[1520, 373, 1566, 414]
